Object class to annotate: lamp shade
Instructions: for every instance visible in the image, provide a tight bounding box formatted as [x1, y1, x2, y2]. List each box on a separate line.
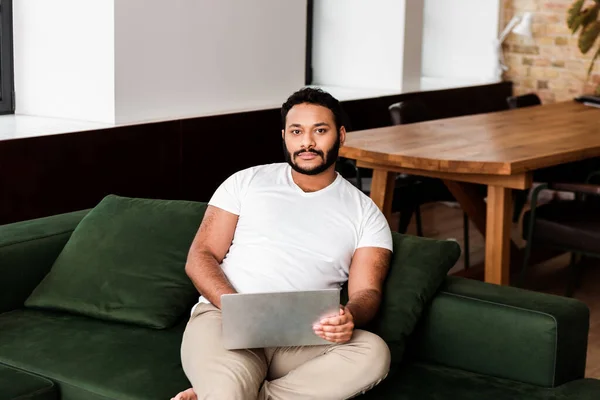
[513, 12, 533, 38]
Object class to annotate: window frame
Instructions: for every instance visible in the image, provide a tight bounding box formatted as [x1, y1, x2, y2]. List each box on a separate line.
[305, 0, 313, 85]
[0, 0, 14, 115]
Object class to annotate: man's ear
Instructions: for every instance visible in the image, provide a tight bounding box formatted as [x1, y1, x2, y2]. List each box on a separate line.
[281, 129, 285, 140]
[339, 126, 346, 147]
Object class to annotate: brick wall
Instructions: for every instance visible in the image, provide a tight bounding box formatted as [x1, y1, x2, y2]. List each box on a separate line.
[502, 0, 600, 103]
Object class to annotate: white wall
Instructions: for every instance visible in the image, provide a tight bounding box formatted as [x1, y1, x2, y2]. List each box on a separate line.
[13, 0, 115, 123]
[422, 0, 500, 81]
[311, 0, 423, 91]
[114, 0, 307, 124]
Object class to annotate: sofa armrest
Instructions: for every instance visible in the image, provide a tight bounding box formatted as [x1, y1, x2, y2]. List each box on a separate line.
[0, 210, 89, 313]
[408, 276, 589, 388]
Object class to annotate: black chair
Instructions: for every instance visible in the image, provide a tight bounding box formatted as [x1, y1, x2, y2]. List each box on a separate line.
[520, 171, 600, 296]
[506, 93, 541, 109]
[507, 94, 542, 223]
[387, 100, 471, 269]
[336, 101, 426, 237]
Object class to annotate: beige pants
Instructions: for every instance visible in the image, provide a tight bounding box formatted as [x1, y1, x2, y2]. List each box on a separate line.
[181, 303, 391, 400]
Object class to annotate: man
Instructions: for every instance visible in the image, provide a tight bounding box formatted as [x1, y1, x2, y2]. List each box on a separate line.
[172, 88, 393, 400]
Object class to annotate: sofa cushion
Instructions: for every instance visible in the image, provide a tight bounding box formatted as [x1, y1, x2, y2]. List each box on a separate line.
[0, 363, 57, 400]
[25, 195, 206, 329]
[0, 309, 190, 400]
[347, 233, 460, 361]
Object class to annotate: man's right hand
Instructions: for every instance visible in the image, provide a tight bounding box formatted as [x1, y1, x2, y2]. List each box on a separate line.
[312, 306, 355, 344]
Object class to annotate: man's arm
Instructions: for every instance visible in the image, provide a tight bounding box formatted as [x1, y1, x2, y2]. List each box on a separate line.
[185, 205, 239, 309]
[345, 246, 391, 327]
[314, 247, 391, 343]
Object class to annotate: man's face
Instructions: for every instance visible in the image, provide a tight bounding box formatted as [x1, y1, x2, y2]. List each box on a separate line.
[282, 103, 346, 176]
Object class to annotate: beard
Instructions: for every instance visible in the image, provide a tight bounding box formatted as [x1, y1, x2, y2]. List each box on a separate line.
[282, 134, 341, 176]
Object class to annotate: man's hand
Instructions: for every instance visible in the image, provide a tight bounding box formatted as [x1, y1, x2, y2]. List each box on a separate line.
[313, 306, 354, 344]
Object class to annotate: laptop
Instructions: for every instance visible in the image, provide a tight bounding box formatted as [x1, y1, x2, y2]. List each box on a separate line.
[221, 289, 341, 350]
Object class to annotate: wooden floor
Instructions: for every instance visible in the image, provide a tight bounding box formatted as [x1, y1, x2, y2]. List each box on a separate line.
[394, 202, 600, 378]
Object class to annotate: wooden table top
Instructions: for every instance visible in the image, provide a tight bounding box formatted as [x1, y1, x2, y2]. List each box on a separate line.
[339, 101, 600, 175]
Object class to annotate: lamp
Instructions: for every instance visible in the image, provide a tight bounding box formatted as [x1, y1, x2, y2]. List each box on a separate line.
[512, 12, 533, 38]
[494, 12, 534, 81]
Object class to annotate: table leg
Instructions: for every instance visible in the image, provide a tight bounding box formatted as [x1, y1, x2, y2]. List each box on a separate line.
[485, 185, 512, 285]
[370, 169, 395, 224]
[443, 180, 487, 235]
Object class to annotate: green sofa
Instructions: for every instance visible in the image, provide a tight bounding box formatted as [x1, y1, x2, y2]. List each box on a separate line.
[1, 207, 600, 400]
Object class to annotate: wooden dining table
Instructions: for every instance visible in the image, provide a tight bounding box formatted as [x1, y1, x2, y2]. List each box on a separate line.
[339, 101, 600, 285]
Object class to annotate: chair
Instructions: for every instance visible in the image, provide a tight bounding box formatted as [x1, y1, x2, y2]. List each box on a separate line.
[506, 93, 541, 109]
[520, 171, 600, 296]
[507, 93, 542, 223]
[387, 100, 471, 269]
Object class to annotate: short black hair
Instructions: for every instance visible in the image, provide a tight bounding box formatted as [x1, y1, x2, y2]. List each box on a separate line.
[281, 87, 345, 133]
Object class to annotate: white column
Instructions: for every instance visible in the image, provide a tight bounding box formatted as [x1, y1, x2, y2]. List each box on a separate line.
[311, 0, 425, 92]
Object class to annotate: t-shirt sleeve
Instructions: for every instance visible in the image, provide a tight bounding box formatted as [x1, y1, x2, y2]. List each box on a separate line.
[357, 200, 394, 252]
[208, 168, 254, 215]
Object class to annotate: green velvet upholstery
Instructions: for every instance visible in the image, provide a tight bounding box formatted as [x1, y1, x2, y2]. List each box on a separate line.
[0, 209, 89, 314]
[25, 195, 206, 329]
[364, 233, 461, 361]
[0, 363, 57, 400]
[409, 277, 589, 387]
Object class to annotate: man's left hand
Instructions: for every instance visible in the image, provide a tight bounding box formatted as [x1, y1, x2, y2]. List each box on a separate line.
[313, 306, 354, 344]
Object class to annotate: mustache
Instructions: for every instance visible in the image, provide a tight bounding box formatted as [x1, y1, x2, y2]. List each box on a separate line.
[294, 149, 324, 157]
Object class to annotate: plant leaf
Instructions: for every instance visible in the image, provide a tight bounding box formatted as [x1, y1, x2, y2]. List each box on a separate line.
[588, 45, 600, 78]
[568, 0, 586, 31]
[571, 5, 600, 34]
[582, 4, 600, 27]
[579, 21, 600, 54]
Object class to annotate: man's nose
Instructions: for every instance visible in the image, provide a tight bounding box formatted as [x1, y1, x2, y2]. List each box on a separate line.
[301, 132, 316, 149]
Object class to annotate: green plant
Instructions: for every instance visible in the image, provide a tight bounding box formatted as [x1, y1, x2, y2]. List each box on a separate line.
[568, 0, 600, 94]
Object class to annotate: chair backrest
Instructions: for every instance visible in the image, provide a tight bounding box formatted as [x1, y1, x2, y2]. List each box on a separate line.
[388, 100, 432, 126]
[506, 93, 541, 110]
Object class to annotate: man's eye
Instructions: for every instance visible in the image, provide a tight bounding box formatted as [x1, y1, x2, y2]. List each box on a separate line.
[291, 130, 301, 135]
[316, 128, 326, 134]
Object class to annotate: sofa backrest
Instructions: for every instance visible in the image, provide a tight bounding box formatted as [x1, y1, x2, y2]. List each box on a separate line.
[0, 209, 90, 313]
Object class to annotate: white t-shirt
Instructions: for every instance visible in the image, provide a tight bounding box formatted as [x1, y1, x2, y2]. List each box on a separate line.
[197, 163, 393, 304]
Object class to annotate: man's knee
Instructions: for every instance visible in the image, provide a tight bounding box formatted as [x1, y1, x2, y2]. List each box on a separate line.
[183, 347, 267, 399]
[352, 330, 391, 381]
[188, 362, 266, 400]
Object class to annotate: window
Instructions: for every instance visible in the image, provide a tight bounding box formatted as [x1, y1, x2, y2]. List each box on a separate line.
[0, 0, 14, 114]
